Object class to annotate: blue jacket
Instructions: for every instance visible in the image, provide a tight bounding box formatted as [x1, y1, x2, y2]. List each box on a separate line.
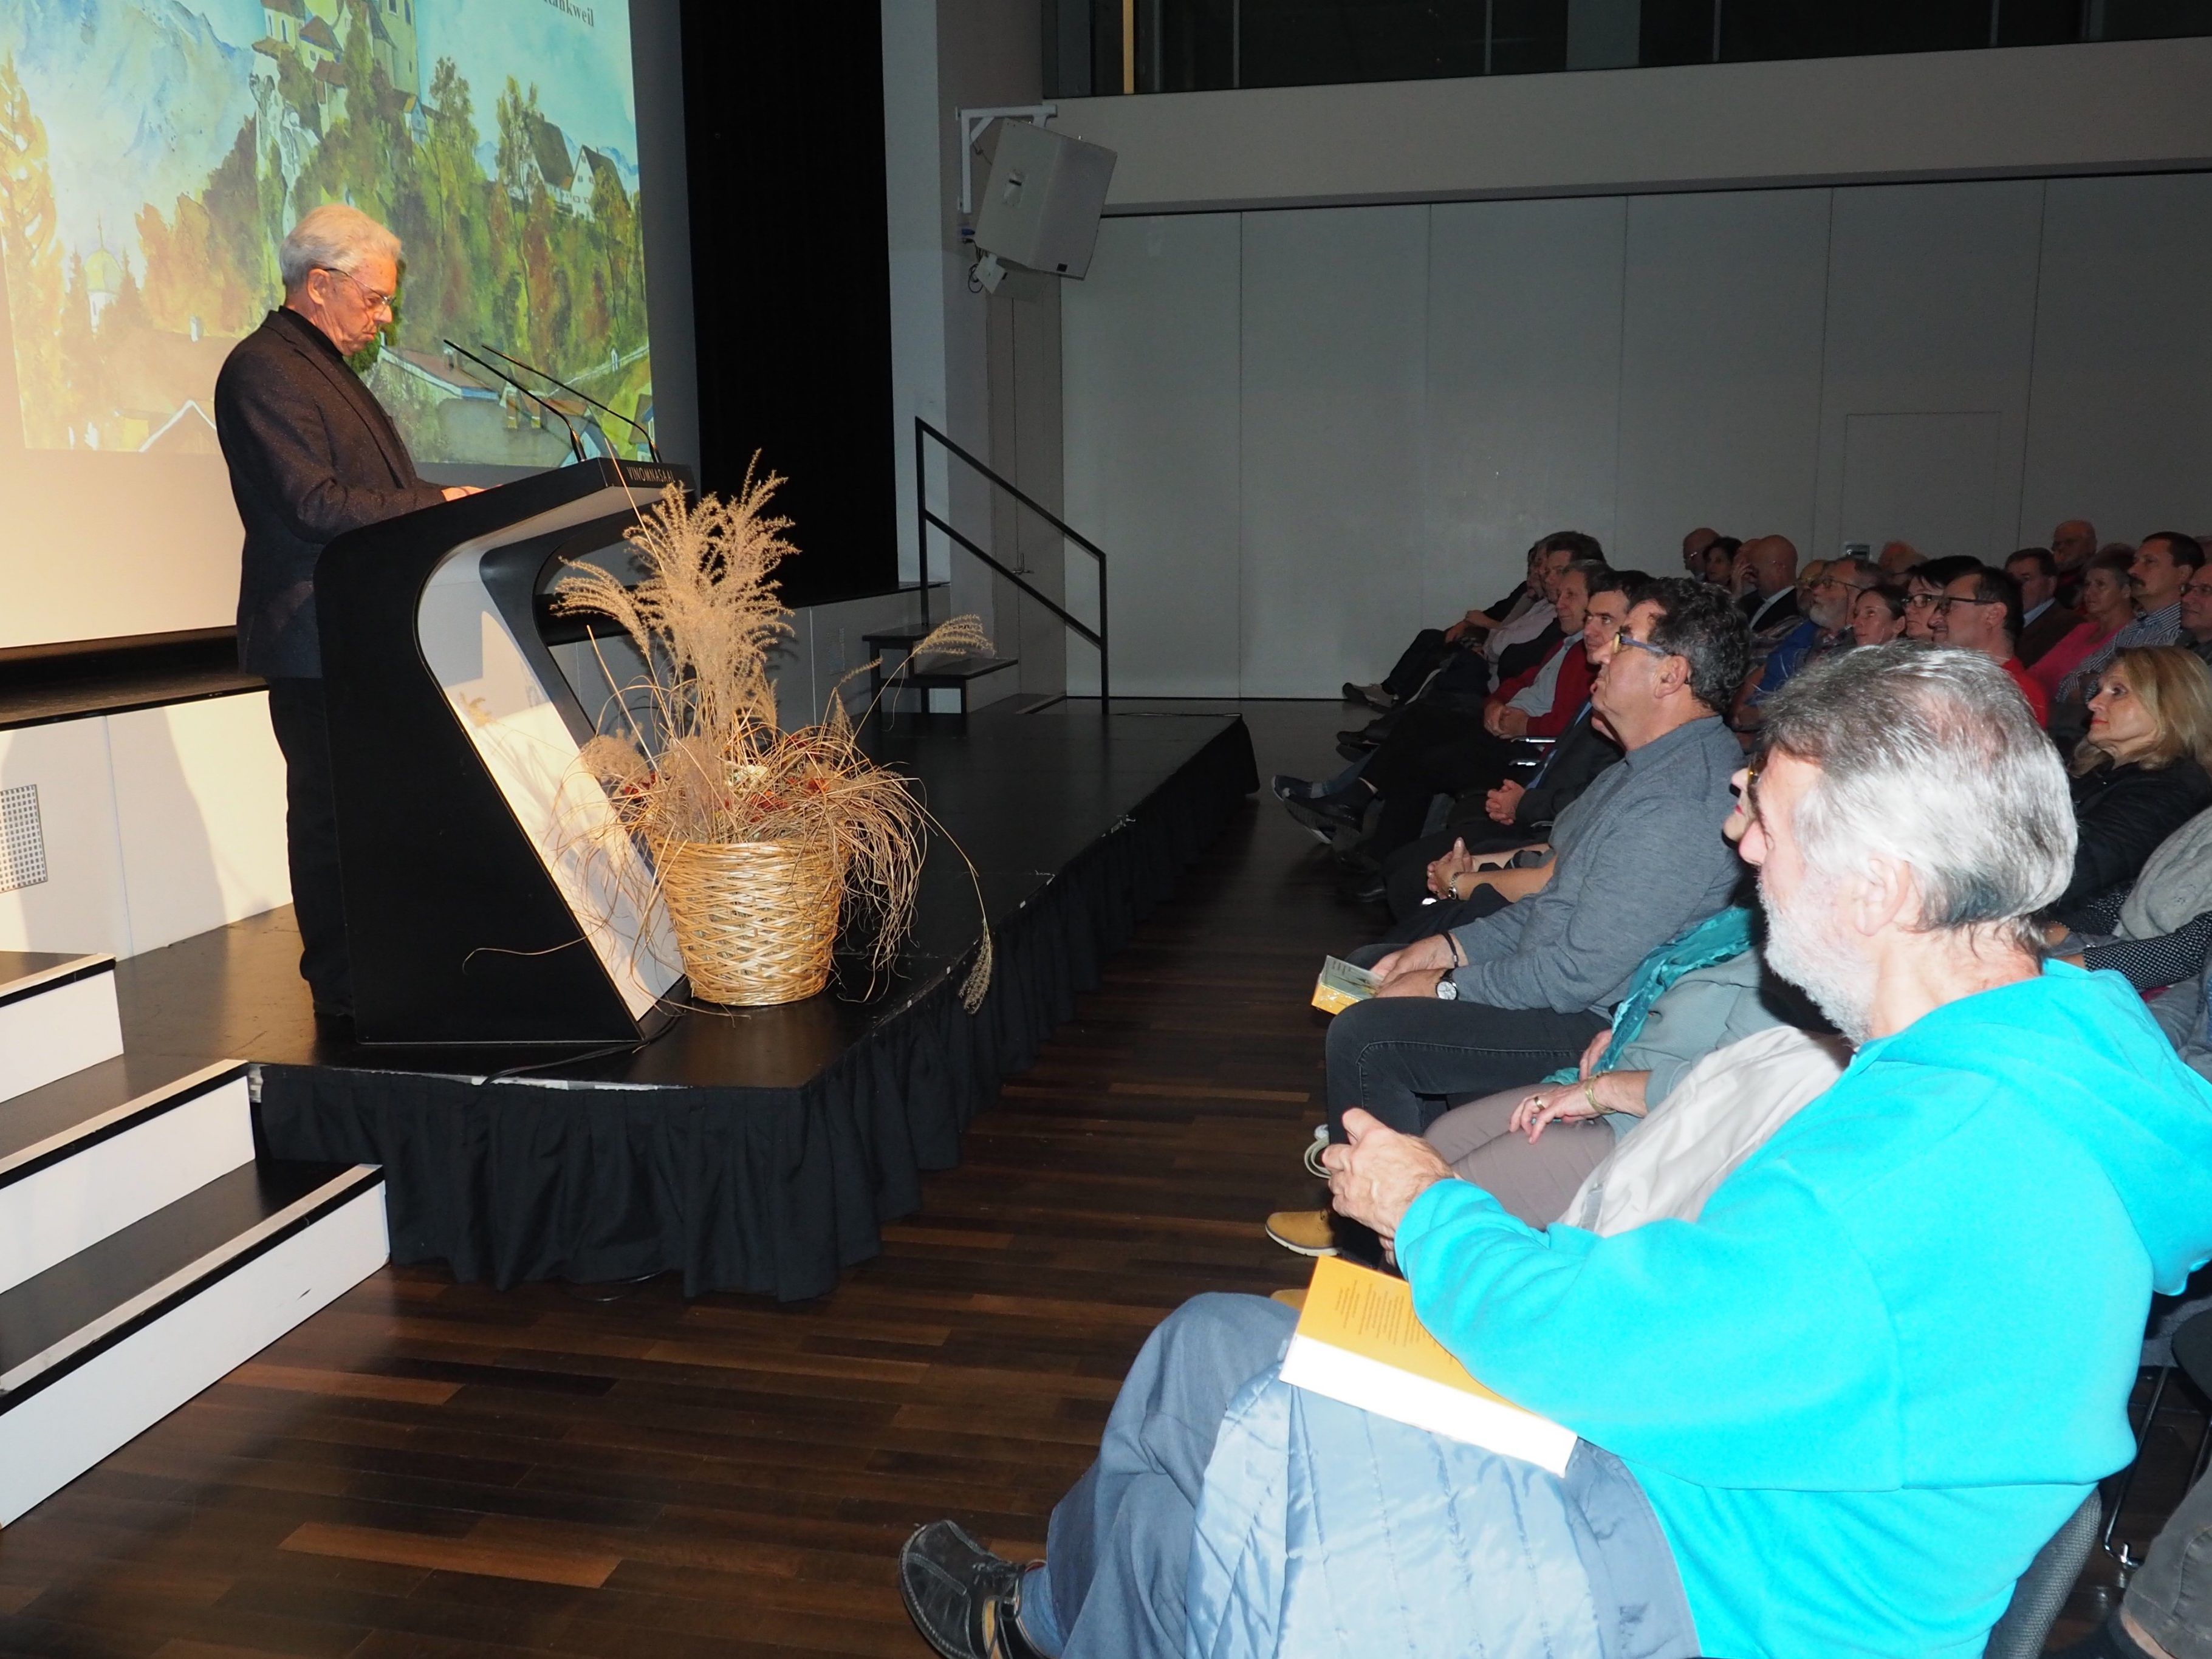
[1392, 962, 2212, 1657]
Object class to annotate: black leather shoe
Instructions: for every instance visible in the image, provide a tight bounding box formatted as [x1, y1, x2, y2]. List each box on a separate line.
[1337, 870, 1388, 904]
[1286, 795, 1366, 836]
[898, 1521, 1046, 1659]
[1337, 727, 1382, 750]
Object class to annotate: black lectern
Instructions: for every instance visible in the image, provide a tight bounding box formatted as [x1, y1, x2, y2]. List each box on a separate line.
[318, 459, 693, 1046]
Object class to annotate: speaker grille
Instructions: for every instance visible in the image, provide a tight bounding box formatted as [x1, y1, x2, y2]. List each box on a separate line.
[0, 784, 49, 894]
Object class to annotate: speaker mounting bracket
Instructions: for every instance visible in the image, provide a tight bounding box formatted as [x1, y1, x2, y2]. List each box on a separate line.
[957, 103, 1057, 216]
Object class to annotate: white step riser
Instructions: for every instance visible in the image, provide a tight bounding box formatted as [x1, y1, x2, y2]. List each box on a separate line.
[0, 972, 122, 1107]
[0, 1183, 388, 1527]
[0, 1077, 255, 1295]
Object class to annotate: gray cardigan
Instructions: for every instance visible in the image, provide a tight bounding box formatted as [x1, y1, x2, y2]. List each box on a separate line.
[1442, 714, 1748, 1014]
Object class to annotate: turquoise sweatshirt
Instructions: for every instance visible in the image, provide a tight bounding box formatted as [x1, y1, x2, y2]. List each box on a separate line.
[1395, 961, 2212, 1658]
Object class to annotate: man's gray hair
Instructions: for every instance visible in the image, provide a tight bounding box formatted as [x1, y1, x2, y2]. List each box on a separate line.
[279, 203, 402, 292]
[1761, 644, 2075, 950]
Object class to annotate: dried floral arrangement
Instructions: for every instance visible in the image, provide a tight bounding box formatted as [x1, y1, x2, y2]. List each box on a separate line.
[555, 469, 993, 1009]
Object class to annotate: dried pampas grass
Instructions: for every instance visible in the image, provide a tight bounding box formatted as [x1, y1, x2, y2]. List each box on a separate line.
[556, 466, 994, 1010]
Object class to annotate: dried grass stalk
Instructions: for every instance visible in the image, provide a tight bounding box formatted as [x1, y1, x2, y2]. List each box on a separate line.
[555, 467, 995, 1009]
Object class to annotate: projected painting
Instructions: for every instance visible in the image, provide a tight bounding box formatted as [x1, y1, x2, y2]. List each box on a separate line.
[0, 0, 651, 465]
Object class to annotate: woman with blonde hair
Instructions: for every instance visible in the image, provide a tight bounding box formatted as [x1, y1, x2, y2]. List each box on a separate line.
[2051, 646, 2212, 921]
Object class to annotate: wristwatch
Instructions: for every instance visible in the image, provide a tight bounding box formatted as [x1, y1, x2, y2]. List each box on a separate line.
[1434, 977, 1459, 1001]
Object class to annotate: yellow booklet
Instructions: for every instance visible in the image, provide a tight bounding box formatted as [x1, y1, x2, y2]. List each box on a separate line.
[1278, 1256, 1578, 1475]
[1311, 955, 1382, 1015]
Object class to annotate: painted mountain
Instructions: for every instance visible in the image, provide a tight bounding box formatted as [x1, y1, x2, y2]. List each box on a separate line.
[0, 0, 652, 462]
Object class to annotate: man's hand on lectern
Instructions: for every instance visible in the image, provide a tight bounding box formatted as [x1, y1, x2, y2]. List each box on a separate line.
[441, 485, 483, 501]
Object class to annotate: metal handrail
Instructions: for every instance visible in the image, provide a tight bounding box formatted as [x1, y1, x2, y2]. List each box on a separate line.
[914, 417, 1109, 702]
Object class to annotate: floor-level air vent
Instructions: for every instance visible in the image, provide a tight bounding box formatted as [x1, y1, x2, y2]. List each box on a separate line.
[0, 784, 49, 894]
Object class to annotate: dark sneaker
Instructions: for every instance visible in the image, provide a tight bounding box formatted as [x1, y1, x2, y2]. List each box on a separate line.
[1270, 772, 1318, 803]
[898, 1520, 1047, 1659]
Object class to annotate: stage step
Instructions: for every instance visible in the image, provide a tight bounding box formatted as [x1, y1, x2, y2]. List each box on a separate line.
[0, 1158, 386, 1526]
[0, 1056, 254, 1295]
[0, 951, 122, 1107]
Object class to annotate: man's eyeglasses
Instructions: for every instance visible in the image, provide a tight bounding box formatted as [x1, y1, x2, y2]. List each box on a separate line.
[1930, 596, 2004, 614]
[1902, 592, 1939, 609]
[1611, 630, 1674, 662]
[2183, 580, 2212, 598]
[318, 265, 394, 315]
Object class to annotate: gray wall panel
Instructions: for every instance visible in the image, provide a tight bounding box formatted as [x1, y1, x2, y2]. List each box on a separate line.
[1061, 214, 1244, 695]
[1617, 189, 1832, 563]
[2021, 173, 2212, 545]
[1813, 180, 2044, 562]
[1238, 205, 1431, 698]
[1425, 196, 1627, 609]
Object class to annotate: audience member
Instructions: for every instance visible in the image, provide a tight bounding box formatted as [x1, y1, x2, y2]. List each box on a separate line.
[2039, 548, 2140, 703]
[1700, 534, 1741, 586]
[1278, 579, 1748, 1258]
[1928, 563, 2050, 724]
[1344, 546, 1549, 712]
[1368, 572, 1644, 914]
[898, 645, 2212, 1659]
[2051, 648, 2212, 921]
[2182, 559, 2212, 670]
[1681, 525, 1720, 578]
[1287, 562, 1601, 857]
[1737, 534, 1801, 634]
[1851, 583, 1906, 646]
[1900, 554, 1984, 643]
[2008, 546, 2080, 665]
[2052, 516, 2100, 597]
[1417, 905, 1810, 1225]
[1878, 539, 1925, 578]
[1737, 553, 1875, 721]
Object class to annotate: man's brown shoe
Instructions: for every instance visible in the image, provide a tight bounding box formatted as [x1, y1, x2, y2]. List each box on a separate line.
[1265, 1208, 1338, 1256]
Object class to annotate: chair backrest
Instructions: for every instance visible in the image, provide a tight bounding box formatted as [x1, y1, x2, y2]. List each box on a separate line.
[1983, 1491, 2103, 1659]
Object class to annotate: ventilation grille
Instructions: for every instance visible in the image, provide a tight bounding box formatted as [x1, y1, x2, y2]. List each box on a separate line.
[0, 784, 49, 894]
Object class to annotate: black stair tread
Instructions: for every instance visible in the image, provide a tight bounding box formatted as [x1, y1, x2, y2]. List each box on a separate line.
[0, 1054, 245, 1180]
[861, 623, 936, 646]
[899, 655, 1021, 684]
[0, 1159, 381, 1403]
[0, 951, 114, 1011]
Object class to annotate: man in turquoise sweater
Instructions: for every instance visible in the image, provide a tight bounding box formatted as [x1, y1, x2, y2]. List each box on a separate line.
[899, 645, 2212, 1659]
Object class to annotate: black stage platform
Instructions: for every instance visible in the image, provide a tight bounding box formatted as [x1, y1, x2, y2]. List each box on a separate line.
[116, 703, 1258, 1301]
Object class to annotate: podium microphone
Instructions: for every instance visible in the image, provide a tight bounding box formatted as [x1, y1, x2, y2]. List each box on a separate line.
[441, 338, 585, 464]
[480, 341, 660, 463]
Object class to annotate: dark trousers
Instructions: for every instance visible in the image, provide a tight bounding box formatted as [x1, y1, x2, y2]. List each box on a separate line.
[1360, 704, 1532, 858]
[1381, 824, 1537, 919]
[1381, 628, 1453, 700]
[265, 677, 352, 1013]
[1324, 964, 1606, 1140]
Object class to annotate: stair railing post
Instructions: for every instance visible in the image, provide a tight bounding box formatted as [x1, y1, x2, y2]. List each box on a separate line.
[913, 417, 933, 634]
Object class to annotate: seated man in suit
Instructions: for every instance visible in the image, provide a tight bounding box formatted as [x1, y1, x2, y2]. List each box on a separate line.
[214, 204, 478, 1027]
[2008, 547, 2080, 666]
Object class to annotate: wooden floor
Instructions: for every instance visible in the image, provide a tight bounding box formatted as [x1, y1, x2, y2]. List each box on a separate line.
[0, 699, 2197, 1656]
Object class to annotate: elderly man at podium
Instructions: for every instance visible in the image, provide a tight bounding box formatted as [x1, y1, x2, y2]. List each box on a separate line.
[213, 204, 479, 1030]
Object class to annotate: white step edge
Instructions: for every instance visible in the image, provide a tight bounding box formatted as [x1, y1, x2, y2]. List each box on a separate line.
[0, 1171, 388, 1527]
[0, 958, 122, 1108]
[0, 1064, 255, 1296]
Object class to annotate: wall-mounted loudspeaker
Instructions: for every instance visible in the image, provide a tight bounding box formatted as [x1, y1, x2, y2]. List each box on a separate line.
[973, 121, 1117, 281]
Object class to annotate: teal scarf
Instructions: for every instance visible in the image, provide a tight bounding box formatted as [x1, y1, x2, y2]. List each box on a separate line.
[1541, 905, 1756, 1083]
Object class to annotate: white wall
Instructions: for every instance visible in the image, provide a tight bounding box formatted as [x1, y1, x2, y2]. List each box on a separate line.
[1053, 38, 2212, 214]
[1064, 172, 2212, 697]
[0, 693, 290, 957]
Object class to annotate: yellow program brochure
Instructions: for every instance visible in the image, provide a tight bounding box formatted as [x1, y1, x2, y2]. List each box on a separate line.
[1311, 955, 1382, 1015]
[1278, 1256, 1578, 1474]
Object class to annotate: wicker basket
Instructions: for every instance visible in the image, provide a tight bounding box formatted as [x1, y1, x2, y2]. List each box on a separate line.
[655, 836, 844, 1005]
